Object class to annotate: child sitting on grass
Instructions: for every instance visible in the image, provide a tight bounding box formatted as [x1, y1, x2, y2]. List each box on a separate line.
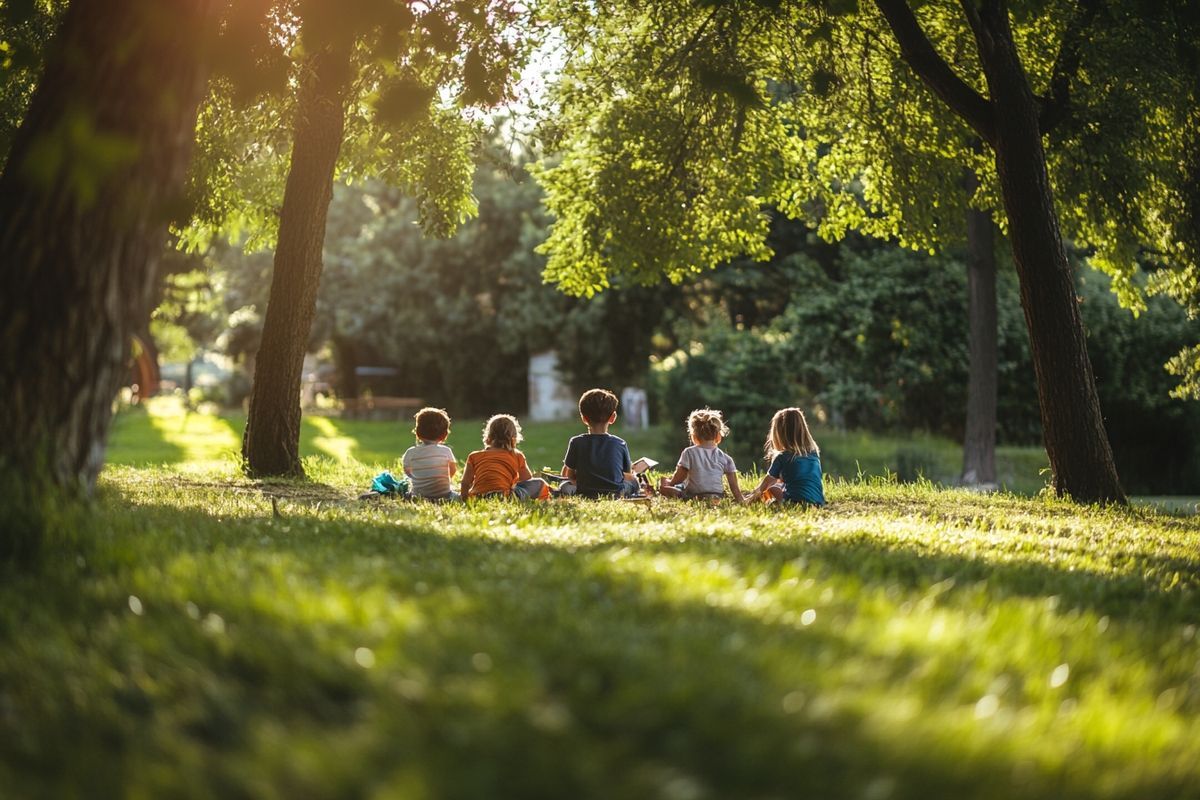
[658, 408, 744, 502]
[745, 407, 825, 507]
[460, 414, 548, 500]
[560, 388, 642, 498]
[402, 407, 458, 501]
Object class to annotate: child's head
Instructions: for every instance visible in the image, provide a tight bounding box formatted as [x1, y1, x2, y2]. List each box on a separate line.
[578, 388, 619, 426]
[766, 407, 819, 458]
[413, 407, 451, 442]
[483, 414, 523, 450]
[687, 408, 729, 444]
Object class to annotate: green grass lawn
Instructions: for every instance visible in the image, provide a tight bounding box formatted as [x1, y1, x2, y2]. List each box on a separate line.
[3, 401, 1198, 797]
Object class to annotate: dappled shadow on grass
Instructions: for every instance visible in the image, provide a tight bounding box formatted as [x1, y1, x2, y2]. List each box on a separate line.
[3, 494, 1199, 799]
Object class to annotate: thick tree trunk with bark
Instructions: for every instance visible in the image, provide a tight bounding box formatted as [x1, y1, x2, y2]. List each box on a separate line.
[0, 1, 212, 496]
[970, 3, 1124, 503]
[242, 45, 351, 477]
[876, 0, 1124, 503]
[961, 170, 998, 486]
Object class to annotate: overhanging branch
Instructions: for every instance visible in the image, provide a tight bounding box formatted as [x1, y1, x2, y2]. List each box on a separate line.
[873, 0, 996, 142]
[1039, 0, 1102, 133]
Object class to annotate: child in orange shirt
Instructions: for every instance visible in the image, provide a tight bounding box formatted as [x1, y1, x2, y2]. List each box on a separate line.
[460, 414, 548, 500]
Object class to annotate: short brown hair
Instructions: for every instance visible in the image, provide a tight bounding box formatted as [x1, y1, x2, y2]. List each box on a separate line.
[413, 407, 450, 441]
[579, 388, 618, 424]
[483, 414, 523, 450]
[687, 408, 729, 443]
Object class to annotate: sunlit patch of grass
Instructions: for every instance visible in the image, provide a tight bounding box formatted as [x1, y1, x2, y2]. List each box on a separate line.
[302, 416, 360, 463]
[2, 461, 1199, 798]
[108, 397, 241, 473]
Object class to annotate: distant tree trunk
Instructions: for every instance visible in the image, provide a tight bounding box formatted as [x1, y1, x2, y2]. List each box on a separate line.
[961, 169, 998, 486]
[242, 43, 351, 477]
[131, 326, 161, 402]
[332, 335, 360, 400]
[970, 3, 1124, 503]
[0, 1, 212, 497]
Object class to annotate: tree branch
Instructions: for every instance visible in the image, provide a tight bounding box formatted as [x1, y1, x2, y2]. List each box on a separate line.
[873, 0, 995, 142]
[655, 5, 721, 79]
[1038, 0, 1102, 133]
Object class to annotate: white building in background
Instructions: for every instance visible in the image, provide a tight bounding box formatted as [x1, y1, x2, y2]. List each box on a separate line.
[528, 351, 576, 421]
[621, 386, 649, 429]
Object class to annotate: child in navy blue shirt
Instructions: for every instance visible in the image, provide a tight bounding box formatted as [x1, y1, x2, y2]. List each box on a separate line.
[560, 388, 642, 498]
[746, 407, 825, 506]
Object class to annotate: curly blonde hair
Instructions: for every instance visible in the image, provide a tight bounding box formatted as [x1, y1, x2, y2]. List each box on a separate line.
[483, 414, 523, 450]
[687, 408, 729, 443]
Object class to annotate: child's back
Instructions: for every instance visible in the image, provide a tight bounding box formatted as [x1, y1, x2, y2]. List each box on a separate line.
[561, 388, 640, 498]
[564, 432, 633, 497]
[403, 440, 456, 498]
[465, 447, 528, 496]
[675, 442, 736, 497]
[402, 407, 457, 500]
[767, 450, 824, 505]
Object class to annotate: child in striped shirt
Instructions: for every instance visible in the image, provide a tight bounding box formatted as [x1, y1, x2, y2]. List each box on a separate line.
[402, 407, 458, 501]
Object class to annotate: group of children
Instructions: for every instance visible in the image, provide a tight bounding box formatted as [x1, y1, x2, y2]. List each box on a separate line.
[398, 388, 825, 507]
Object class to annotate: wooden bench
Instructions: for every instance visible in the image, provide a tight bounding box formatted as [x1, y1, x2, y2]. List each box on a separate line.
[341, 396, 424, 420]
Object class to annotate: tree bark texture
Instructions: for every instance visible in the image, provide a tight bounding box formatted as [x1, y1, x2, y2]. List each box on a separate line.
[242, 45, 351, 477]
[961, 170, 998, 486]
[0, 0, 213, 494]
[967, 2, 1125, 503]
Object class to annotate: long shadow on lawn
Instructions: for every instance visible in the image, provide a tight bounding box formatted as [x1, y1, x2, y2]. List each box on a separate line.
[3, 500, 1197, 799]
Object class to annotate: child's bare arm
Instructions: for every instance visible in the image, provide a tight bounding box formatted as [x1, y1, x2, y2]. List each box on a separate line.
[459, 462, 475, 496]
[745, 473, 779, 502]
[726, 471, 745, 502]
[659, 465, 688, 486]
[561, 465, 575, 480]
[517, 459, 533, 482]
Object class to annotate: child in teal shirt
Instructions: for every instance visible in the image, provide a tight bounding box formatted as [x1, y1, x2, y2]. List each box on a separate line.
[746, 407, 825, 506]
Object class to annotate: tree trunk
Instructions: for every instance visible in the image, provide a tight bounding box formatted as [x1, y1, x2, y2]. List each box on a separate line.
[332, 335, 360, 400]
[242, 44, 351, 477]
[961, 169, 998, 486]
[0, 1, 212, 496]
[971, 3, 1125, 503]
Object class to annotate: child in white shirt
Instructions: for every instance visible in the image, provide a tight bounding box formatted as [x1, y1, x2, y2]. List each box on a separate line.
[658, 408, 744, 501]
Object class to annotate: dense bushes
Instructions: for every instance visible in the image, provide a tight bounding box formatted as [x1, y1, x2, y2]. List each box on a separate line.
[1081, 272, 1200, 494]
[312, 157, 673, 417]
